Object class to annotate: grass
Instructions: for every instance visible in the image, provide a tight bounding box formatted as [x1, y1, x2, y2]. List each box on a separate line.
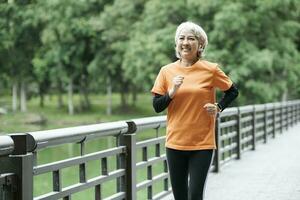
[0, 93, 161, 134]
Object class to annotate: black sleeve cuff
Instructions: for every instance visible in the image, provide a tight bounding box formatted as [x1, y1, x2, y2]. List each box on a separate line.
[152, 93, 172, 113]
[218, 84, 239, 112]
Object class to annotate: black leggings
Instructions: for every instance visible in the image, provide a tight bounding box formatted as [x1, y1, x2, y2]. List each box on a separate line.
[166, 148, 213, 200]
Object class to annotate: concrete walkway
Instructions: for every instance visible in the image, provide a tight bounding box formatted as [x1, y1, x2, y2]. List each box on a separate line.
[162, 123, 300, 200]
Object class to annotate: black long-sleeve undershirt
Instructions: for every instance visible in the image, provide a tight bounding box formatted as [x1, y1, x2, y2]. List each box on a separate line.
[152, 92, 173, 113]
[217, 84, 239, 111]
[152, 84, 239, 113]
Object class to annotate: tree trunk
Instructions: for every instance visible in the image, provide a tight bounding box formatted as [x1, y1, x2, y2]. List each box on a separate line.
[82, 90, 90, 110]
[57, 80, 64, 108]
[20, 80, 27, 112]
[68, 79, 74, 115]
[121, 87, 128, 109]
[39, 85, 44, 108]
[12, 81, 18, 112]
[80, 74, 90, 110]
[131, 85, 137, 106]
[106, 75, 112, 115]
[39, 93, 44, 107]
[281, 90, 288, 101]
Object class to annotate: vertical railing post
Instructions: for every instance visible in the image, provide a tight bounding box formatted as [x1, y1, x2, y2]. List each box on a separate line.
[213, 114, 221, 173]
[263, 105, 268, 143]
[298, 101, 300, 122]
[252, 105, 256, 150]
[291, 102, 295, 126]
[284, 102, 288, 131]
[286, 102, 290, 129]
[290, 102, 293, 127]
[118, 121, 137, 200]
[280, 102, 283, 134]
[272, 104, 276, 138]
[0, 133, 35, 200]
[293, 101, 296, 125]
[236, 108, 242, 159]
[289, 102, 292, 127]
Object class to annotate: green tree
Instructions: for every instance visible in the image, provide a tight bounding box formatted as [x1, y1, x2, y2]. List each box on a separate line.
[123, 0, 187, 98]
[95, 0, 147, 110]
[37, 0, 108, 114]
[0, 1, 42, 112]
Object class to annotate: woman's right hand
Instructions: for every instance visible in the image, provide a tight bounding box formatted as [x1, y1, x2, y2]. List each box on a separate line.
[168, 75, 184, 98]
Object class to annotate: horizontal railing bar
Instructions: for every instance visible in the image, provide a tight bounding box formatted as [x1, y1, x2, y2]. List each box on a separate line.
[0, 173, 16, 185]
[28, 121, 128, 150]
[220, 131, 237, 141]
[241, 125, 253, 134]
[241, 135, 253, 144]
[255, 113, 264, 119]
[265, 103, 275, 110]
[136, 155, 166, 170]
[103, 192, 126, 200]
[220, 154, 237, 165]
[220, 107, 239, 117]
[256, 122, 264, 129]
[0, 135, 14, 156]
[254, 104, 265, 112]
[220, 120, 237, 128]
[34, 169, 125, 200]
[241, 115, 253, 123]
[153, 189, 172, 200]
[136, 173, 169, 191]
[136, 136, 165, 149]
[242, 146, 253, 152]
[131, 116, 166, 132]
[34, 146, 125, 175]
[239, 105, 254, 114]
[256, 131, 265, 138]
[220, 143, 237, 154]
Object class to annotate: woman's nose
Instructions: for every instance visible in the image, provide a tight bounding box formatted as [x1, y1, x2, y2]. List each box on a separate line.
[182, 38, 188, 44]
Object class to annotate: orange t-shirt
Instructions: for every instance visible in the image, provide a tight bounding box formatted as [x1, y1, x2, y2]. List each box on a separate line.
[151, 60, 232, 150]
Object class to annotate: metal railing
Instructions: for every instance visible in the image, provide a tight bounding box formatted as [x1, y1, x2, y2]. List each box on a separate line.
[0, 100, 300, 200]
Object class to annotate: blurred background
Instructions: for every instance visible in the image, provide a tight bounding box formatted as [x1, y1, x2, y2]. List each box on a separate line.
[0, 0, 299, 133]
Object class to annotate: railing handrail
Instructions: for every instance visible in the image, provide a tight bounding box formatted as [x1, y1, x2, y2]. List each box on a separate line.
[0, 135, 14, 156]
[129, 116, 167, 132]
[1, 100, 299, 153]
[27, 121, 129, 150]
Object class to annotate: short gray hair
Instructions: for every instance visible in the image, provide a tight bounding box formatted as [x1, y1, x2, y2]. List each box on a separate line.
[174, 21, 208, 59]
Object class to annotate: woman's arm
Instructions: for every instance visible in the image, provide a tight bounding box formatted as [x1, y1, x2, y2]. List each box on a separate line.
[152, 93, 172, 113]
[217, 84, 239, 112]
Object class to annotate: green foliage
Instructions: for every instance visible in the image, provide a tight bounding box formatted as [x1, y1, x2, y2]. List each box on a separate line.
[0, 0, 300, 111]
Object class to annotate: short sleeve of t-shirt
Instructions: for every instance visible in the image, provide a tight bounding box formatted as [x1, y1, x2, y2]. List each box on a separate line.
[151, 68, 168, 95]
[213, 65, 232, 91]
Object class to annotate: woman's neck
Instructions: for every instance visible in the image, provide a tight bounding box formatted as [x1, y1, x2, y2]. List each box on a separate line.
[180, 57, 199, 67]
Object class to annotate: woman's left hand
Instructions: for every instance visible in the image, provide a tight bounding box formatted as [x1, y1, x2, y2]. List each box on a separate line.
[203, 103, 220, 116]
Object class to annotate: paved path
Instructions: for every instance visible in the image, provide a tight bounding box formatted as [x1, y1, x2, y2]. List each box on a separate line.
[162, 124, 300, 200]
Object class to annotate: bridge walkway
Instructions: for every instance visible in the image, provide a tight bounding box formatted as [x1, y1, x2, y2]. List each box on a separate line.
[162, 124, 300, 200]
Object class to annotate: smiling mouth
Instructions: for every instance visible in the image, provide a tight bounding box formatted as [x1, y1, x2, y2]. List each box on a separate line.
[181, 48, 191, 52]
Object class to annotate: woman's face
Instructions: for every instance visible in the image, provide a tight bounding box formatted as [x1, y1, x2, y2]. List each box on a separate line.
[176, 29, 200, 60]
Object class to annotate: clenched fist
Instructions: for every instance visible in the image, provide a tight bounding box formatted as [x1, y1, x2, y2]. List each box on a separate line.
[168, 75, 184, 98]
[204, 103, 220, 116]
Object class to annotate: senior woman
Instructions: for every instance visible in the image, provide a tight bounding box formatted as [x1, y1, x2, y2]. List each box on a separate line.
[151, 21, 238, 200]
